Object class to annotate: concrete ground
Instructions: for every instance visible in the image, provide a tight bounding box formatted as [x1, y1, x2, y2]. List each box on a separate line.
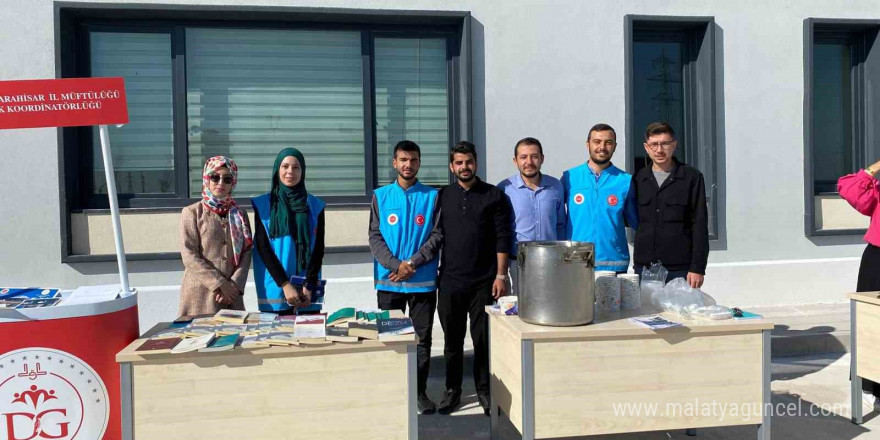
[417, 353, 880, 439]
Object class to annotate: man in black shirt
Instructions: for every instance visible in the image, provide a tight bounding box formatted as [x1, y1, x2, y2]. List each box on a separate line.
[437, 141, 511, 416]
[632, 122, 709, 287]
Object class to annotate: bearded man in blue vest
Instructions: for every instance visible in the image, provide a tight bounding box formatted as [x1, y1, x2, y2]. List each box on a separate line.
[369, 140, 443, 415]
[562, 123, 639, 273]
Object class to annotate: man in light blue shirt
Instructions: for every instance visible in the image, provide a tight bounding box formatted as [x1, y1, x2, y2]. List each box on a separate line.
[498, 137, 566, 295]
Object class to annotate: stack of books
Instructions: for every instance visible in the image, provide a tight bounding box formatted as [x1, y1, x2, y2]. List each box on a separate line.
[293, 314, 331, 346]
[133, 306, 416, 355]
[214, 309, 248, 324]
[377, 317, 416, 342]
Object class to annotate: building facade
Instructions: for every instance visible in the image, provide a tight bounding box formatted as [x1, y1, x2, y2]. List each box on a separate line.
[1, 0, 876, 330]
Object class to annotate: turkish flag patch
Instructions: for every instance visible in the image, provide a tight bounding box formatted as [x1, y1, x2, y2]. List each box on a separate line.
[415, 214, 426, 226]
[607, 195, 619, 206]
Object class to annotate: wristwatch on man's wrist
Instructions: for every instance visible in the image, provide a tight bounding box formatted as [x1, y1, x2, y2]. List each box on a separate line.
[496, 274, 508, 281]
[405, 259, 414, 268]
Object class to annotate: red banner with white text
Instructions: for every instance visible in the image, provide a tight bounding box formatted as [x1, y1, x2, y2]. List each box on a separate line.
[0, 78, 128, 129]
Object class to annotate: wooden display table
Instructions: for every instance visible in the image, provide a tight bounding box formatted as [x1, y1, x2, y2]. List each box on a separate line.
[488, 309, 773, 440]
[849, 291, 880, 424]
[116, 323, 417, 440]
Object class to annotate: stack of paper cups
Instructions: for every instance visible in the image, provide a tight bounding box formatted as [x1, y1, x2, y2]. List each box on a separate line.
[594, 272, 620, 314]
[619, 274, 641, 310]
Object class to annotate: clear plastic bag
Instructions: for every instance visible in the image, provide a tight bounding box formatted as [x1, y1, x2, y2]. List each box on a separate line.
[640, 280, 664, 310]
[685, 305, 732, 320]
[651, 278, 704, 314]
[640, 262, 668, 284]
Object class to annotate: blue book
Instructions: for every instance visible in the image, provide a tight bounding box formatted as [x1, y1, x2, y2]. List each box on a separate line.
[289, 276, 326, 314]
[377, 317, 415, 341]
[732, 308, 763, 320]
[0, 288, 60, 300]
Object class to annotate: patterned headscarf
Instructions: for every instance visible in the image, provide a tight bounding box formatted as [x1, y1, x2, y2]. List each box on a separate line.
[202, 156, 253, 267]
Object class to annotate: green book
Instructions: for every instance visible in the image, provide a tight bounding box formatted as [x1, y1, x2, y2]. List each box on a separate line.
[198, 333, 239, 353]
[364, 310, 391, 321]
[327, 307, 356, 326]
[355, 310, 391, 323]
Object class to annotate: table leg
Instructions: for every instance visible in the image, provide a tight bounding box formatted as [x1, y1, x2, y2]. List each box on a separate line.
[490, 398, 500, 440]
[407, 344, 418, 440]
[521, 339, 535, 440]
[852, 300, 864, 425]
[489, 318, 499, 440]
[120, 362, 134, 440]
[757, 329, 771, 440]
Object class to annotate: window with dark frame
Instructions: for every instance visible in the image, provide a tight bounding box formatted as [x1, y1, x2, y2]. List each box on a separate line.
[625, 16, 720, 239]
[811, 31, 863, 195]
[631, 29, 691, 176]
[803, 19, 880, 236]
[71, 20, 459, 209]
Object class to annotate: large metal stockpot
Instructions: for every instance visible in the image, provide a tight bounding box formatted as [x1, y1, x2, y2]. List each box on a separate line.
[516, 241, 595, 326]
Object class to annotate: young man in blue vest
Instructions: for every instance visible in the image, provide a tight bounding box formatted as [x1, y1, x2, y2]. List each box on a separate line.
[562, 123, 639, 273]
[369, 140, 443, 415]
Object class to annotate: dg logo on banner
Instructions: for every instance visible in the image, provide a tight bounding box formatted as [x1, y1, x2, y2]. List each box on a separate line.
[0, 348, 109, 440]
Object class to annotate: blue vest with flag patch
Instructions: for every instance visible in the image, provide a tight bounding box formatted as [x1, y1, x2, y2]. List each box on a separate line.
[252, 192, 325, 312]
[562, 163, 637, 272]
[373, 181, 439, 293]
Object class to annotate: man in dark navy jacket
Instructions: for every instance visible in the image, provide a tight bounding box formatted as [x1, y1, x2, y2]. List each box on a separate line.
[632, 122, 709, 288]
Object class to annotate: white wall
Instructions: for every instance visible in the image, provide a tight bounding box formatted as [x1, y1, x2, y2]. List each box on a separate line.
[1, 0, 876, 331]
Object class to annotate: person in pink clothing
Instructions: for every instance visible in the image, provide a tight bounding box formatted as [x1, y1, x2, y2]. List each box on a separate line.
[838, 159, 880, 406]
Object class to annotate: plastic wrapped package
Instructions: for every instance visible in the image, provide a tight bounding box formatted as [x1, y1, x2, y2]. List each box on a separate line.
[619, 274, 641, 310]
[498, 296, 518, 315]
[595, 274, 621, 313]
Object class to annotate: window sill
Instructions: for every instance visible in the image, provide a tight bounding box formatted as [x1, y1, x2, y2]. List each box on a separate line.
[808, 228, 868, 237]
[62, 246, 371, 264]
[73, 201, 371, 215]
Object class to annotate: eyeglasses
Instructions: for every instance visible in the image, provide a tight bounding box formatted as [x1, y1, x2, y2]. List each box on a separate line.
[645, 141, 676, 150]
[731, 307, 743, 318]
[210, 175, 234, 184]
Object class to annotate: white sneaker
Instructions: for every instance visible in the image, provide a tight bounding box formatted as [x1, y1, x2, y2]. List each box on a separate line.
[862, 394, 880, 412]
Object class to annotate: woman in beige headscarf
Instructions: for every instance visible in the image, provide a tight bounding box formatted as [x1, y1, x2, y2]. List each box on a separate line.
[178, 156, 253, 316]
